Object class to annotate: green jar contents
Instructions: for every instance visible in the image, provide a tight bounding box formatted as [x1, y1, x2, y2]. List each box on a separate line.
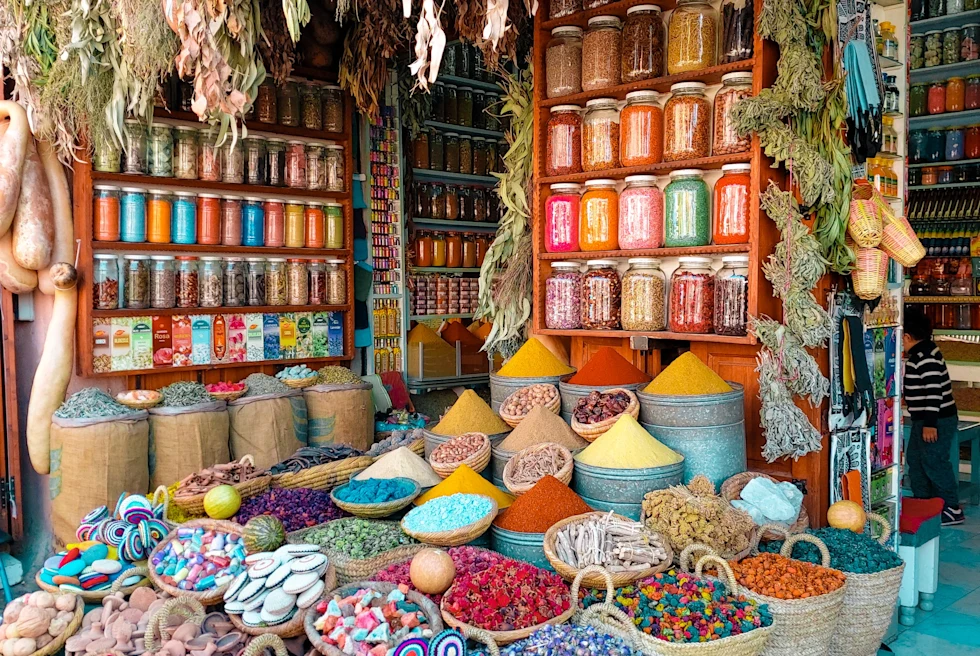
[909, 84, 928, 117]
[123, 119, 148, 174]
[664, 168, 710, 247]
[147, 125, 173, 177]
[297, 518, 417, 560]
[94, 132, 122, 173]
[326, 201, 344, 249]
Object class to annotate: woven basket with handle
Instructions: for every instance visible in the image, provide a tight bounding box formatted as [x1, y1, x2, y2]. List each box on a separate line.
[428, 432, 492, 478]
[847, 199, 883, 248]
[720, 471, 809, 540]
[272, 455, 375, 491]
[498, 384, 561, 428]
[880, 212, 926, 267]
[570, 389, 640, 442]
[851, 246, 889, 300]
[502, 442, 573, 495]
[173, 455, 272, 515]
[143, 597, 207, 653]
[147, 519, 244, 604]
[330, 478, 420, 518]
[30, 594, 84, 656]
[401, 496, 498, 547]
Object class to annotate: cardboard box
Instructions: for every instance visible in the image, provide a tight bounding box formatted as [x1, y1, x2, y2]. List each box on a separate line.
[110, 317, 132, 372]
[152, 316, 173, 367]
[131, 317, 153, 370]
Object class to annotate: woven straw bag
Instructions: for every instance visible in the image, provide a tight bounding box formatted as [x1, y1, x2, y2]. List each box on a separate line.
[848, 199, 883, 248]
[498, 384, 561, 428]
[502, 442, 573, 495]
[172, 455, 272, 515]
[851, 247, 889, 300]
[329, 477, 420, 518]
[272, 455, 375, 491]
[720, 472, 810, 540]
[31, 594, 84, 656]
[570, 389, 640, 442]
[401, 495, 498, 546]
[428, 432, 492, 478]
[880, 213, 926, 267]
[148, 519, 245, 604]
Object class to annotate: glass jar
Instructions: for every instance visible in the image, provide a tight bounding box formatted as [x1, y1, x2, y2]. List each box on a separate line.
[93, 133, 121, 173]
[415, 232, 433, 267]
[175, 256, 199, 308]
[432, 83, 445, 123]
[546, 262, 583, 329]
[429, 131, 445, 171]
[950, 0, 965, 11]
[444, 133, 460, 173]
[721, 0, 753, 63]
[220, 139, 244, 184]
[93, 254, 119, 310]
[198, 129, 220, 181]
[462, 235, 478, 268]
[667, 0, 718, 74]
[459, 136, 473, 175]
[947, 127, 966, 160]
[622, 5, 666, 82]
[444, 185, 460, 220]
[413, 130, 430, 169]
[909, 130, 928, 163]
[580, 179, 619, 251]
[476, 235, 490, 265]
[308, 260, 326, 304]
[278, 79, 300, 126]
[242, 136, 267, 186]
[926, 128, 945, 161]
[547, 27, 584, 99]
[619, 175, 664, 249]
[326, 259, 346, 304]
[445, 85, 458, 124]
[921, 166, 938, 185]
[323, 84, 344, 132]
[219, 257, 243, 307]
[446, 233, 463, 268]
[473, 188, 488, 223]
[305, 201, 325, 248]
[948, 77, 966, 112]
[458, 87, 474, 128]
[197, 193, 221, 245]
[257, 79, 277, 124]
[473, 91, 486, 130]
[300, 82, 323, 131]
[938, 165, 955, 183]
[924, 31, 942, 67]
[287, 259, 308, 305]
[546, 106, 583, 176]
[964, 25, 979, 61]
[911, 34, 925, 69]
[147, 190, 171, 244]
[431, 233, 447, 267]
[928, 81, 946, 114]
[120, 187, 147, 243]
[944, 28, 962, 65]
[486, 140, 498, 174]
[93, 185, 121, 241]
[198, 257, 222, 307]
[171, 191, 197, 244]
[124, 255, 150, 309]
[246, 258, 266, 306]
[621, 257, 666, 331]
[285, 140, 307, 188]
[285, 201, 305, 248]
[713, 163, 751, 244]
[967, 125, 980, 158]
[621, 91, 664, 167]
[581, 260, 621, 329]
[473, 138, 489, 176]
[306, 143, 326, 190]
[545, 183, 582, 253]
[967, 76, 980, 109]
[147, 124, 174, 177]
[952, 274, 973, 295]
[714, 255, 748, 335]
[265, 258, 287, 305]
[326, 202, 344, 248]
[458, 187, 473, 221]
[665, 169, 710, 247]
[664, 82, 711, 161]
[550, 0, 581, 20]
[430, 184, 445, 220]
[713, 72, 752, 155]
[243, 197, 265, 247]
[583, 16, 623, 91]
[123, 119, 148, 174]
[910, 84, 928, 117]
[583, 98, 620, 171]
[669, 256, 714, 333]
[928, 0, 945, 18]
[172, 127, 198, 179]
[216, 195, 242, 247]
[326, 145, 344, 192]
[150, 255, 175, 309]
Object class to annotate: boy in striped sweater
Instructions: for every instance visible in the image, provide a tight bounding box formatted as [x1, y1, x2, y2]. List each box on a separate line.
[903, 307, 964, 526]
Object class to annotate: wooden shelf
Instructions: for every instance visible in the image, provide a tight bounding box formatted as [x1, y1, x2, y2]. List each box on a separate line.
[541, 0, 677, 29]
[154, 109, 349, 143]
[411, 267, 482, 273]
[539, 244, 750, 260]
[92, 304, 351, 318]
[91, 172, 351, 201]
[412, 169, 499, 186]
[541, 153, 752, 184]
[910, 8, 980, 32]
[437, 74, 502, 94]
[539, 60, 755, 108]
[905, 296, 980, 303]
[92, 241, 350, 257]
[410, 313, 474, 320]
[95, 355, 352, 378]
[424, 120, 504, 139]
[536, 328, 755, 343]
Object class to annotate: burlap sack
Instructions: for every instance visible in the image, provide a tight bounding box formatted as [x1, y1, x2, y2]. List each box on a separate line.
[148, 401, 230, 489]
[50, 412, 149, 546]
[227, 390, 307, 469]
[303, 383, 374, 451]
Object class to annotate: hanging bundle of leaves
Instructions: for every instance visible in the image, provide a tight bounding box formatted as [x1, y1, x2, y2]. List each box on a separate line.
[338, 0, 412, 118]
[259, 0, 298, 82]
[116, 0, 178, 119]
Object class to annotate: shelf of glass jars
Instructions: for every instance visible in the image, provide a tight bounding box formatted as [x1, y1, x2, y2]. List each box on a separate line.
[905, 296, 980, 302]
[908, 109, 980, 130]
[437, 74, 503, 95]
[410, 267, 482, 273]
[90, 171, 350, 201]
[909, 157, 980, 168]
[92, 304, 351, 318]
[411, 218, 499, 232]
[536, 327, 755, 344]
[100, 355, 353, 379]
[538, 244, 750, 260]
[153, 109, 349, 143]
[539, 153, 753, 184]
[909, 7, 980, 31]
[423, 120, 504, 140]
[909, 60, 980, 85]
[411, 168, 498, 186]
[90, 241, 350, 257]
[539, 60, 755, 109]
[541, 0, 678, 30]
[410, 313, 474, 320]
[879, 55, 904, 71]
[909, 180, 980, 189]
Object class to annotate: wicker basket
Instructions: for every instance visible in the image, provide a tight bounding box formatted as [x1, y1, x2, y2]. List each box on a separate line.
[847, 199, 884, 248]
[173, 455, 272, 515]
[282, 377, 317, 389]
[880, 212, 926, 267]
[498, 384, 561, 428]
[401, 496, 498, 547]
[272, 455, 375, 491]
[30, 593, 84, 656]
[330, 478, 420, 518]
[305, 581, 444, 655]
[503, 443, 573, 495]
[720, 471, 810, 540]
[543, 511, 673, 587]
[207, 385, 248, 402]
[115, 391, 162, 410]
[35, 565, 150, 602]
[570, 389, 640, 442]
[147, 519, 244, 604]
[240, 634, 288, 656]
[408, 438, 425, 456]
[429, 432, 492, 478]
[143, 597, 207, 653]
[851, 246, 889, 300]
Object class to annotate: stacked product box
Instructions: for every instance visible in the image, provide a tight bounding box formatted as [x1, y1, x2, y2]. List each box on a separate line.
[410, 275, 479, 316]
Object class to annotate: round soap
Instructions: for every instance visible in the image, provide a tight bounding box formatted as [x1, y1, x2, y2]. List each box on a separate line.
[93, 559, 122, 575]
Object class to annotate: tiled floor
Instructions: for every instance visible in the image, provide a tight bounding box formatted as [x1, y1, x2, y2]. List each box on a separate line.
[880, 509, 980, 655]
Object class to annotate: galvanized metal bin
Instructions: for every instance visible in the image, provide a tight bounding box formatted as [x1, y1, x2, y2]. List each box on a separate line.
[422, 428, 508, 482]
[637, 384, 746, 488]
[572, 459, 684, 520]
[490, 445, 515, 488]
[558, 381, 647, 422]
[489, 372, 575, 413]
[490, 525, 552, 570]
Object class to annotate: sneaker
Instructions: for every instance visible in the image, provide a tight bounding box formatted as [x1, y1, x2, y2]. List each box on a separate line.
[942, 507, 965, 526]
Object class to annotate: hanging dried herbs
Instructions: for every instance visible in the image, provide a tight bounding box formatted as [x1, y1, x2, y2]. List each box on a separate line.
[260, 0, 298, 83]
[398, 73, 433, 140]
[338, 0, 412, 118]
[115, 0, 178, 118]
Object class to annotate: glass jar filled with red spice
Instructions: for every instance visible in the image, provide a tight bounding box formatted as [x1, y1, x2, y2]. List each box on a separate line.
[714, 255, 748, 336]
[966, 76, 980, 109]
[546, 105, 583, 176]
[220, 195, 242, 246]
[446, 233, 463, 268]
[583, 16, 623, 91]
[581, 259, 622, 329]
[545, 183, 582, 253]
[669, 256, 714, 333]
[546, 26, 583, 99]
[713, 163, 751, 244]
[928, 81, 947, 114]
[583, 98, 620, 171]
[620, 90, 664, 167]
[196, 193, 222, 245]
[264, 199, 286, 247]
[664, 81, 711, 161]
[966, 125, 980, 158]
[415, 232, 433, 267]
[622, 5, 666, 82]
[285, 140, 307, 188]
[546, 262, 583, 330]
[713, 72, 753, 155]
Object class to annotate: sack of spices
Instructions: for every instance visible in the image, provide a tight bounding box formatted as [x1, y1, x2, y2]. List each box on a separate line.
[148, 399, 230, 490]
[303, 383, 375, 451]
[228, 386, 308, 469]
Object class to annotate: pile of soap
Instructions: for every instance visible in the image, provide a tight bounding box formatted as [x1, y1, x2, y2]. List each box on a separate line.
[39, 542, 143, 593]
[224, 544, 329, 628]
[150, 527, 246, 593]
[76, 493, 171, 562]
[312, 585, 433, 655]
[0, 591, 79, 655]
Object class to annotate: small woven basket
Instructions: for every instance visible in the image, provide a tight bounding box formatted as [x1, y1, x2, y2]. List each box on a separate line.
[720, 471, 810, 540]
[851, 246, 889, 300]
[30, 594, 84, 656]
[498, 384, 561, 428]
[847, 199, 884, 248]
[207, 385, 248, 402]
[115, 391, 162, 410]
[502, 442, 573, 495]
[282, 377, 317, 389]
[429, 432, 492, 478]
[401, 496, 498, 546]
[147, 519, 244, 604]
[330, 478, 421, 518]
[570, 389, 640, 442]
[272, 455, 375, 491]
[173, 455, 271, 515]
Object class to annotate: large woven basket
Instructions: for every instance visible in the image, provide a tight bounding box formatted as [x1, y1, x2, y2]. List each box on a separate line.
[305, 581, 444, 655]
[847, 199, 883, 248]
[208, 385, 248, 402]
[880, 212, 926, 267]
[272, 455, 375, 491]
[720, 471, 810, 540]
[570, 389, 640, 442]
[429, 432, 492, 478]
[35, 565, 151, 602]
[503, 442, 573, 495]
[402, 496, 498, 547]
[30, 594, 84, 656]
[851, 246, 889, 300]
[173, 455, 272, 515]
[143, 597, 207, 653]
[543, 511, 673, 588]
[147, 519, 245, 604]
[330, 478, 421, 518]
[498, 384, 561, 428]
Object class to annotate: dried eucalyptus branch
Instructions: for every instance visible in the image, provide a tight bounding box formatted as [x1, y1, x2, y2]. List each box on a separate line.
[754, 318, 829, 404]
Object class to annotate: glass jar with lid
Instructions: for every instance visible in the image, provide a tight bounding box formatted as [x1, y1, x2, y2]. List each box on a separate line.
[622, 5, 665, 83]
[459, 136, 473, 175]
[223, 257, 245, 307]
[221, 195, 242, 246]
[120, 188, 147, 243]
[285, 140, 307, 188]
[243, 197, 265, 247]
[198, 129, 220, 181]
[244, 136, 267, 186]
[432, 82, 446, 122]
[326, 201, 344, 248]
[123, 119, 148, 174]
[245, 258, 266, 306]
[308, 260, 326, 304]
[473, 137, 489, 176]
[945, 28, 963, 64]
[446, 232, 463, 268]
[619, 175, 663, 250]
[458, 187, 473, 221]
[256, 79, 277, 124]
[952, 272, 973, 295]
[462, 234, 477, 268]
[287, 259, 309, 306]
[172, 127, 199, 179]
[926, 128, 945, 161]
[445, 84, 459, 124]
[413, 130, 430, 169]
[550, 0, 581, 20]
[928, 81, 947, 114]
[620, 91, 663, 167]
[326, 259, 346, 305]
[581, 260, 621, 329]
[150, 255, 175, 309]
[265, 258, 288, 305]
[546, 27, 583, 98]
[306, 142, 326, 190]
[910, 84, 928, 116]
[285, 201, 305, 248]
[621, 258, 666, 331]
[305, 201, 325, 248]
[220, 138, 244, 184]
[147, 125, 173, 177]
[175, 256, 199, 308]
[323, 84, 344, 132]
[669, 256, 714, 333]
[546, 105, 583, 176]
[964, 25, 979, 61]
[583, 98, 620, 171]
[583, 16, 622, 91]
[444, 133, 461, 172]
[325, 144, 344, 192]
[415, 232, 433, 267]
[431, 233, 447, 267]
[713, 72, 753, 154]
[667, 0, 718, 73]
[197, 193, 221, 245]
[429, 131, 445, 171]
[171, 191, 197, 245]
[948, 77, 966, 111]
[714, 255, 749, 335]
[968, 75, 980, 109]
[198, 256, 223, 308]
[546, 184, 582, 253]
[93, 132, 122, 173]
[713, 163, 751, 244]
[124, 255, 150, 309]
[443, 185, 460, 221]
[546, 262, 583, 329]
[911, 34, 926, 69]
[94, 185, 121, 242]
[580, 179, 619, 251]
[720, 0, 753, 62]
[147, 190, 172, 244]
[947, 126, 965, 160]
[458, 87, 474, 127]
[266, 138, 286, 187]
[300, 82, 323, 131]
[664, 169, 710, 247]
[278, 79, 301, 126]
[93, 254, 120, 310]
[664, 81, 711, 161]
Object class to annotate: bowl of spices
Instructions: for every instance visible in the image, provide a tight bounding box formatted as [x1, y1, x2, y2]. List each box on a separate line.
[429, 432, 492, 478]
[330, 477, 421, 519]
[173, 454, 272, 515]
[502, 442, 574, 495]
[570, 388, 640, 441]
[116, 389, 163, 410]
[402, 493, 498, 547]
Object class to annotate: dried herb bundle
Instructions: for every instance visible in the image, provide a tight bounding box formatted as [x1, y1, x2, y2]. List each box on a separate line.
[116, 0, 178, 116]
[338, 0, 412, 118]
[756, 349, 824, 461]
[259, 0, 298, 82]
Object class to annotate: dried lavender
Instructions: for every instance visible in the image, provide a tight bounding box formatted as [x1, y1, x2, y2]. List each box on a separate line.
[159, 381, 212, 407]
[241, 373, 290, 396]
[54, 388, 136, 419]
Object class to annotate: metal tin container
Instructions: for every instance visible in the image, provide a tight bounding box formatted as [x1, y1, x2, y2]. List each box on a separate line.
[490, 445, 515, 488]
[489, 372, 575, 413]
[490, 526, 552, 570]
[637, 383, 746, 488]
[572, 460, 684, 520]
[558, 381, 647, 422]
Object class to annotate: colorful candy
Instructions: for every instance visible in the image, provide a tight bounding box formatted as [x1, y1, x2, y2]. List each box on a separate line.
[150, 528, 245, 592]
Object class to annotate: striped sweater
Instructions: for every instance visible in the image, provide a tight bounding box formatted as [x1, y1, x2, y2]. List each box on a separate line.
[904, 340, 957, 427]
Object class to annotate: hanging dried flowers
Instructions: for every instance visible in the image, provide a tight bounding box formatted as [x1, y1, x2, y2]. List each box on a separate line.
[408, 0, 447, 90]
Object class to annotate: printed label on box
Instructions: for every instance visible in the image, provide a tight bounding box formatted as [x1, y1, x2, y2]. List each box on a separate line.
[152, 316, 173, 367]
[226, 314, 247, 363]
[131, 316, 153, 370]
[212, 314, 228, 363]
[172, 316, 192, 367]
[247, 313, 264, 362]
[191, 315, 212, 366]
[295, 312, 312, 359]
[263, 314, 281, 360]
[328, 312, 343, 357]
[280, 313, 297, 359]
[110, 317, 133, 372]
[312, 312, 329, 358]
[93, 318, 112, 374]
